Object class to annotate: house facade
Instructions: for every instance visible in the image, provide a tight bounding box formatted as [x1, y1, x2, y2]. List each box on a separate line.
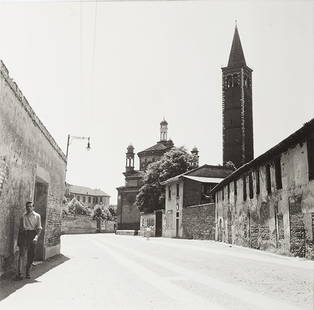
[0, 60, 66, 276]
[212, 119, 314, 258]
[68, 184, 110, 209]
[161, 165, 233, 238]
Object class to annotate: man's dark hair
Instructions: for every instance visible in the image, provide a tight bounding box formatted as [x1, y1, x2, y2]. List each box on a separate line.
[26, 201, 33, 207]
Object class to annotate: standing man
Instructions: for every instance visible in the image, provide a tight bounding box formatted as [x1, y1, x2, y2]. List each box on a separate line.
[16, 201, 42, 280]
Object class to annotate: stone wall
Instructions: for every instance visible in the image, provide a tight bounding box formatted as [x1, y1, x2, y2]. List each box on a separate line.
[61, 215, 115, 234]
[215, 139, 314, 259]
[0, 60, 66, 275]
[182, 203, 215, 240]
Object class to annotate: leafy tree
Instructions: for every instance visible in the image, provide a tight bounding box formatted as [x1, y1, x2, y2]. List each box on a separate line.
[136, 147, 195, 214]
[93, 204, 113, 221]
[67, 197, 91, 216]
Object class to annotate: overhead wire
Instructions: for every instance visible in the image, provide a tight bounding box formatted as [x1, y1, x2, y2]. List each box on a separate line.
[90, 0, 98, 127]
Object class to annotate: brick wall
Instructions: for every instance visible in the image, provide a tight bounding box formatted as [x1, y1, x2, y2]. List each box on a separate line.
[182, 203, 215, 240]
[0, 61, 66, 275]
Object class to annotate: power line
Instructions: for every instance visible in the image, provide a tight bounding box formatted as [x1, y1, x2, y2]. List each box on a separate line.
[90, 0, 98, 124]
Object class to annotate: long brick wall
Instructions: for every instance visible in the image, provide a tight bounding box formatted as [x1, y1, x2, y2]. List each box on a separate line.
[182, 203, 215, 240]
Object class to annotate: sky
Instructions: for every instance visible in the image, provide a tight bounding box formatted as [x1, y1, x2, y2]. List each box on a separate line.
[0, 0, 313, 204]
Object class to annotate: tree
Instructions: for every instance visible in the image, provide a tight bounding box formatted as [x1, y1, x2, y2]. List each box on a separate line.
[136, 147, 195, 214]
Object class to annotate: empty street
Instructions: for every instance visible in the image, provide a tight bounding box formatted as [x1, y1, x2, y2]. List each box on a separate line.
[1, 234, 314, 310]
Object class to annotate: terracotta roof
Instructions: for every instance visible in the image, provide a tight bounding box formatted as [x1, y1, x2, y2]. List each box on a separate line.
[137, 141, 173, 155]
[69, 184, 110, 197]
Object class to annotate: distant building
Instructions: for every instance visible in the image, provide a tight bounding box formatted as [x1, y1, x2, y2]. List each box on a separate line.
[160, 165, 233, 238]
[116, 119, 176, 230]
[222, 25, 254, 168]
[212, 119, 314, 258]
[0, 60, 66, 276]
[67, 184, 110, 209]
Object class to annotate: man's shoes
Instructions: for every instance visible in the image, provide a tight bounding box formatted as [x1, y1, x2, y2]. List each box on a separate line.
[14, 274, 23, 281]
[25, 273, 30, 279]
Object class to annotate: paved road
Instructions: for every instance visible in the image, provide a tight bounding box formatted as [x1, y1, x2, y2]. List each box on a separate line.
[1, 234, 314, 310]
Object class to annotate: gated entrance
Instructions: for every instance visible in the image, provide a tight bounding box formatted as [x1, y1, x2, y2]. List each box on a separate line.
[33, 179, 48, 260]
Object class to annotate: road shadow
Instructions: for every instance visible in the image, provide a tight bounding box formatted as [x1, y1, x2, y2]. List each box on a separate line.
[0, 254, 70, 301]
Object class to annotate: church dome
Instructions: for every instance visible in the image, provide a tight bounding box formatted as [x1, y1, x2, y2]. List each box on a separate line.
[127, 144, 134, 152]
[191, 146, 199, 153]
[160, 118, 168, 126]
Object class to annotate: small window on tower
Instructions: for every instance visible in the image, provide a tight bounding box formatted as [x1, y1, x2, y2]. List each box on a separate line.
[233, 74, 238, 87]
[227, 76, 232, 88]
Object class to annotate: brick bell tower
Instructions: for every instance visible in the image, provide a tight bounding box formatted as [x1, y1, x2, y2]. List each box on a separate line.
[222, 24, 254, 168]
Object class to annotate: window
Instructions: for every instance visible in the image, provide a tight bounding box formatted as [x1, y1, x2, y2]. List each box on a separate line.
[88, 196, 91, 203]
[243, 176, 247, 201]
[249, 172, 253, 199]
[227, 75, 232, 88]
[168, 185, 171, 199]
[227, 184, 230, 201]
[233, 74, 238, 87]
[275, 157, 282, 189]
[266, 164, 272, 194]
[176, 183, 180, 197]
[100, 197, 103, 203]
[82, 196, 86, 203]
[234, 180, 237, 198]
[255, 169, 260, 195]
[77, 195, 80, 201]
[308, 133, 314, 180]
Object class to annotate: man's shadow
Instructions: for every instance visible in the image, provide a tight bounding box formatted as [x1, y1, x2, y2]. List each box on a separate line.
[0, 254, 70, 301]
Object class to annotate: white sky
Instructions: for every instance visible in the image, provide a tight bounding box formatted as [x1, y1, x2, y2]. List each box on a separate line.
[0, 0, 313, 203]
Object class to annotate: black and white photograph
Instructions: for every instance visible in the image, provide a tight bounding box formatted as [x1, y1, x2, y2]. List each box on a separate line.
[0, 0, 314, 309]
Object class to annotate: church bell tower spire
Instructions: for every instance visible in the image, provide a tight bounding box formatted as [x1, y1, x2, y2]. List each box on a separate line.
[222, 24, 254, 168]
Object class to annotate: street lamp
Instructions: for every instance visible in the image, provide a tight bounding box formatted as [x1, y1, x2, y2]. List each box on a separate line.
[65, 134, 91, 173]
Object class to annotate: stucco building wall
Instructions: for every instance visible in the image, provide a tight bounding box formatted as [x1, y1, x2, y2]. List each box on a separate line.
[163, 182, 184, 238]
[214, 131, 314, 258]
[0, 61, 66, 275]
